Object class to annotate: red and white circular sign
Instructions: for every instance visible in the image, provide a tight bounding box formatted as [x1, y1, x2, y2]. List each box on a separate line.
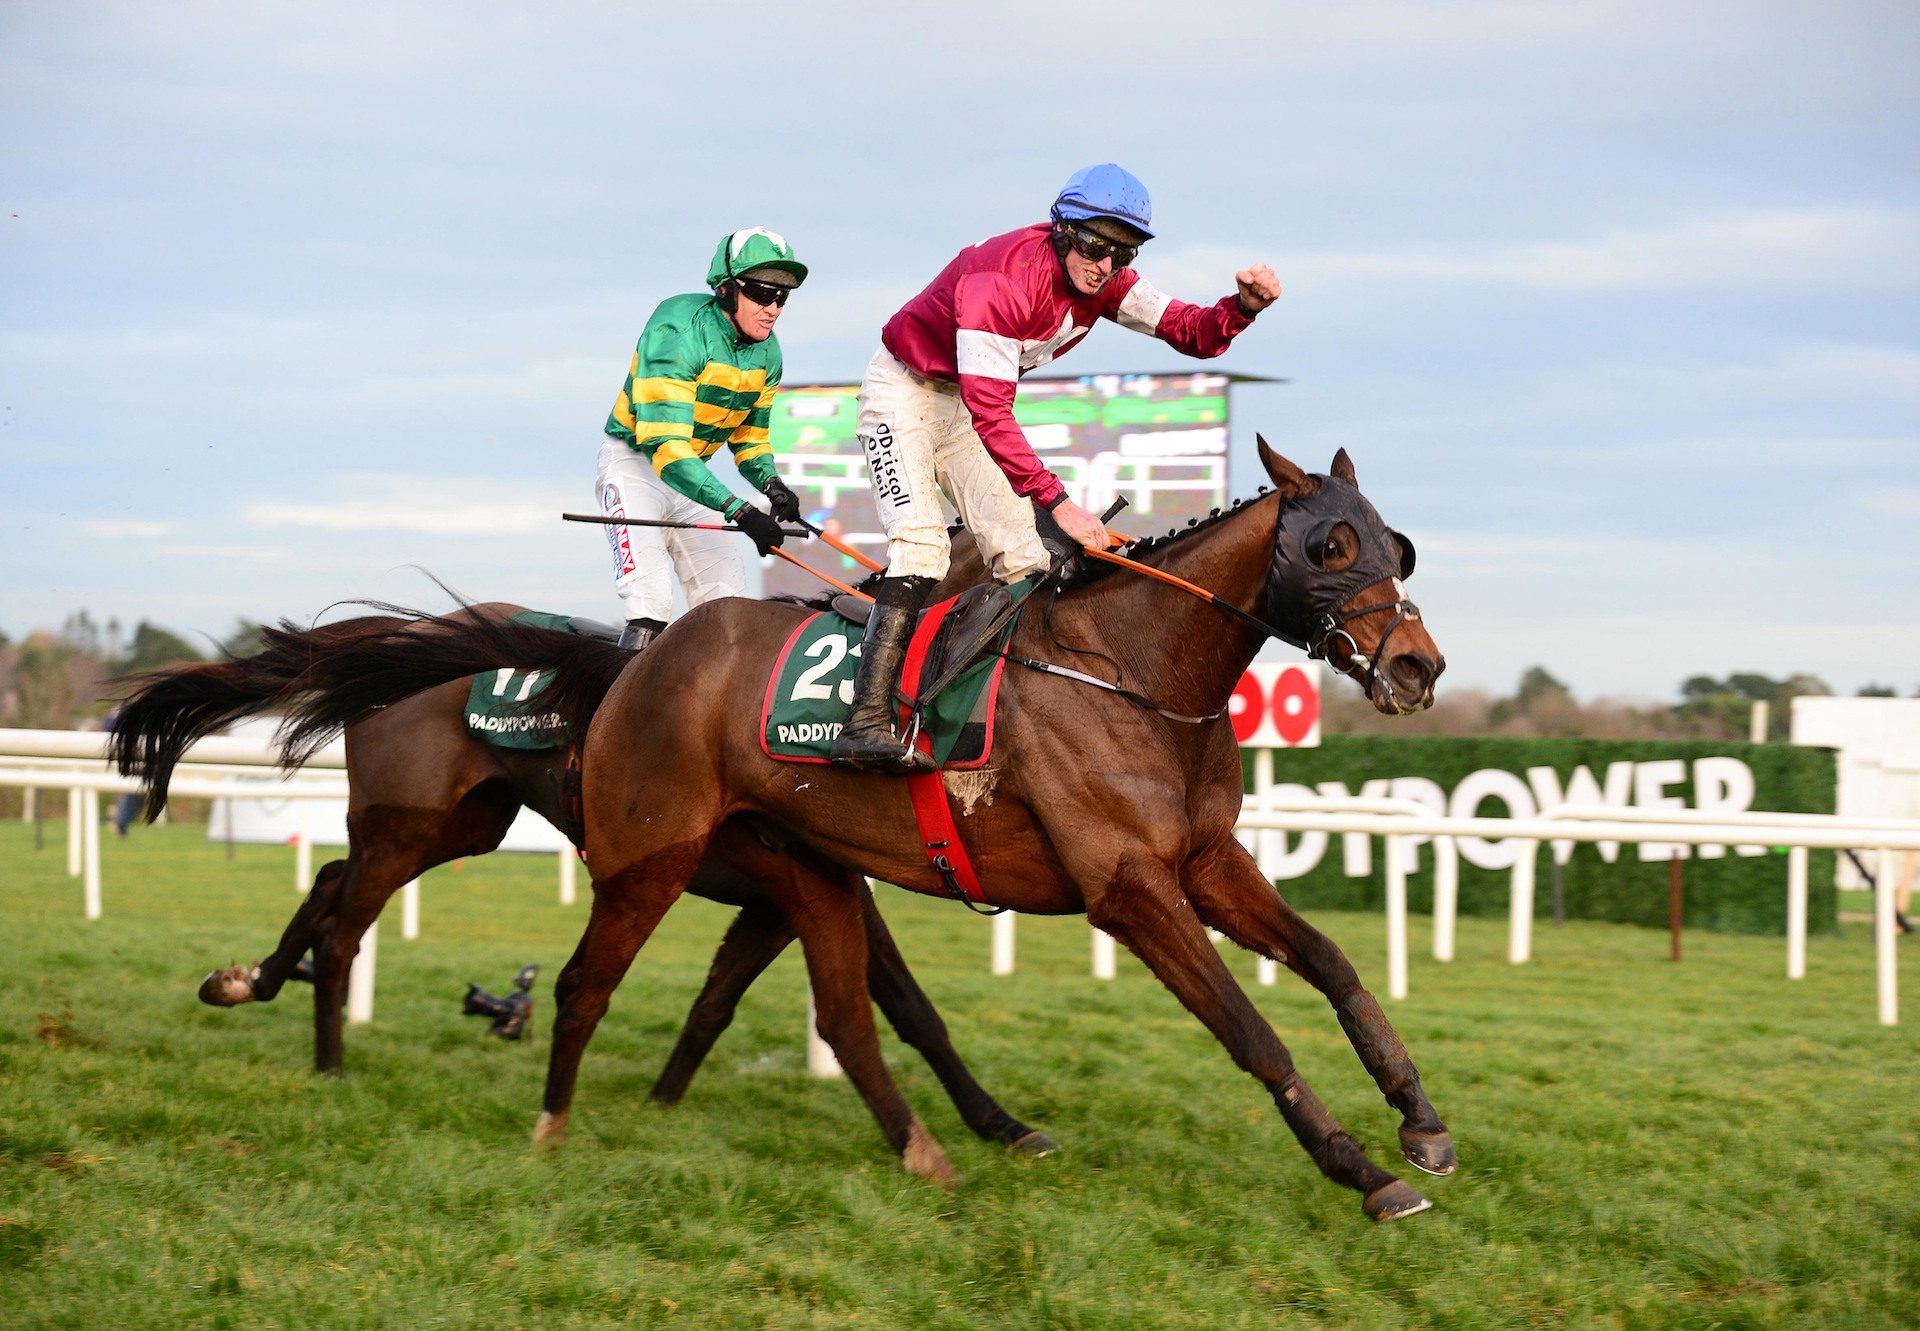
[1228, 662, 1321, 748]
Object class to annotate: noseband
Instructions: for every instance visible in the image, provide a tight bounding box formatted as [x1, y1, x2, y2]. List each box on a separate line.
[1261, 476, 1423, 704]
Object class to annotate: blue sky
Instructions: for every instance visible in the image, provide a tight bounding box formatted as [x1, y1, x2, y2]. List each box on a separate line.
[3, 2, 1915, 700]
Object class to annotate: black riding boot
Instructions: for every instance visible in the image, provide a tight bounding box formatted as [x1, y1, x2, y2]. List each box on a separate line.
[831, 575, 937, 774]
[617, 617, 666, 651]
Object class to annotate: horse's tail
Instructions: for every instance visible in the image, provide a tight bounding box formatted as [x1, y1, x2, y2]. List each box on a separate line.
[260, 605, 630, 771]
[107, 614, 409, 819]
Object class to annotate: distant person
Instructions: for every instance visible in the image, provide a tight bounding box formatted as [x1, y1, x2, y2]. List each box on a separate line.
[597, 229, 810, 651]
[831, 164, 1281, 772]
[101, 707, 143, 836]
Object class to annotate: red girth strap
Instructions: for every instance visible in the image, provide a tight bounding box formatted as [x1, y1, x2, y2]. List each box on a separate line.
[896, 595, 989, 905]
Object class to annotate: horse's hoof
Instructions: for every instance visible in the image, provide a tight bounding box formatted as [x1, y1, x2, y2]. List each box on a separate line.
[903, 1119, 958, 1189]
[197, 966, 256, 1007]
[532, 1110, 568, 1150]
[1363, 1179, 1433, 1223]
[1399, 1126, 1457, 1176]
[1007, 1129, 1060, 1158]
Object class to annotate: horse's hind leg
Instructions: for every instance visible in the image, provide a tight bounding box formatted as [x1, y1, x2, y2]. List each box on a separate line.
[784, 876, 956, 1185]
[650, 902, 796, 1105]
[1185, 837, 1455, 1177]
[198, 858, 349, 1007]
[1090, 865, 1427, 1222]
[856, 882, 1056, 1155]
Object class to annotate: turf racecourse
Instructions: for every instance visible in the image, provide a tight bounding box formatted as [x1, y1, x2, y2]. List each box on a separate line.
[2, 824, 1915, 1330]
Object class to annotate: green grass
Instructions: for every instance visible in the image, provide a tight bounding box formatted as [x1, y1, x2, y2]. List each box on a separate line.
[2, 822, 1916, 1329]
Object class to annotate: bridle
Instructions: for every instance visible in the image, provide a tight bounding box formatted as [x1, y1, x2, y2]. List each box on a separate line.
[1030, 482, 1425, 716]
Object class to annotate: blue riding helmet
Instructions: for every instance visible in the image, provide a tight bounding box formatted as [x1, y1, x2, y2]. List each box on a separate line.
[1051, 164, 1155, 240]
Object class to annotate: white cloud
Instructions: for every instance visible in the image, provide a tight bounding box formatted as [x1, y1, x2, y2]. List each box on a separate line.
[83, 519, 171, 538]
[242, 476, 577, 534]
[1150, 207, 1920, 296]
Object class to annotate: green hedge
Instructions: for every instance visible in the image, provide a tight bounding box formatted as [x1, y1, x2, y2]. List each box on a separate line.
[1244, 737, 1837, 936]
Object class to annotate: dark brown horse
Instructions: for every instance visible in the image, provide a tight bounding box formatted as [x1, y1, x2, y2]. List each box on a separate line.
[258, 443, 1454, 1220]
[111, 590, 1058, 1159]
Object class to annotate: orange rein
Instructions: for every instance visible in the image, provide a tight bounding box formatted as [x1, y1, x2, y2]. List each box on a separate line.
[1080, 544, 1229, 608]
[773, 547, 873, 602]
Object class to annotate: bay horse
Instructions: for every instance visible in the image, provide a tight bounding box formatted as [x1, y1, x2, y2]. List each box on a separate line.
[263, 442, 1454, 1221]
[110, 580, 1058, 1156]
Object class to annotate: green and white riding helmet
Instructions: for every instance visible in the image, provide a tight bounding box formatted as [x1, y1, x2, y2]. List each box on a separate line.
[706, 227, 809, 292]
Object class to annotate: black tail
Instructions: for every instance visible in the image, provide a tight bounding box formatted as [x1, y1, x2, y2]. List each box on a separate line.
[107, 615, 410, 819]
[109, 608, 630, 819]
[260, 605, 629, 769]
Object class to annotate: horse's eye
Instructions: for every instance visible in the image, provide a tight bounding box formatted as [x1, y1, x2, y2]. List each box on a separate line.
[1302, 518, 1338, 569]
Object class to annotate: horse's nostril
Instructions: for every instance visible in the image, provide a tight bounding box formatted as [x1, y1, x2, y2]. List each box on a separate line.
[1393, 654, 1437, 693]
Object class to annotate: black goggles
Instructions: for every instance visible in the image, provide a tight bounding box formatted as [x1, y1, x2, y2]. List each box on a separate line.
[735, 277, 792, 307]
[1061, 222, 1140, 268]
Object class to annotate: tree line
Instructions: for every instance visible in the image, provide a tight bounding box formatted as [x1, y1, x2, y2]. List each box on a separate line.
[0, 611, 1911, 742]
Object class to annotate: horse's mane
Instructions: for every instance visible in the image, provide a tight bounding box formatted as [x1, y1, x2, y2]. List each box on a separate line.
[1067, 485, 1277, 590]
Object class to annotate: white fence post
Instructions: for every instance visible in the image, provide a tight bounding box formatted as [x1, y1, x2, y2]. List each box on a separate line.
[1877, 848, 1899, 1027]
[1786, 846, 1808, 980]
[1432, 836, 1458, 962]
[294, 808, 312, 894]
[991, 912, 1015, 975]
[401, 879, 420, 940]
[347, 922, 377, 1025]
[1257, 956, 1278, 986]
[559, 849, 576, 906]
[1385, 834, 1408, 1000]
[806, 991, 842, 1077]
[1508, 841, 1538, 964]
[1092, 929, 1117, 981]
[67, 787, 83, 877]
[82, 790, 102, 921]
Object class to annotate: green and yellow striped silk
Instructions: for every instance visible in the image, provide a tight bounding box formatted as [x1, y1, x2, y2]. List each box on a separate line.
[605, 292, 782, 514]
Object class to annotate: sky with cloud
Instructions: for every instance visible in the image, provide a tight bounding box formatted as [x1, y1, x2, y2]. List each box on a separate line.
[3, 1, 1915, 700]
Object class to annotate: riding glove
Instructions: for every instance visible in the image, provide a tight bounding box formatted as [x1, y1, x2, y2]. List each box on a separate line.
[762, 476, 802, 524]
[732, 504, 787, 556]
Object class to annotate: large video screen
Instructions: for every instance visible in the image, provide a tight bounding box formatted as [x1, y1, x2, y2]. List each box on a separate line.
[764, 371, 1235, 597]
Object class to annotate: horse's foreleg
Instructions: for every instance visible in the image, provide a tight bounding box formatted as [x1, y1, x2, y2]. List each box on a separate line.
[856, 883, 1055, 1155]
[1185, 837, 1454, 1177]
[786, 880, 956, 1186]
[650, 902, 796, 1105]
[1090, 866, 1428, 1222]
[198, 859, 348, 1007]
[537, 852, 698, 1148]
[306, 849, 417, 1075]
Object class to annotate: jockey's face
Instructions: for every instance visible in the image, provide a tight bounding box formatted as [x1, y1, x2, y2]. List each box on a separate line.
[1062, 245, 1116, 297]
[727, 280, 787, 342]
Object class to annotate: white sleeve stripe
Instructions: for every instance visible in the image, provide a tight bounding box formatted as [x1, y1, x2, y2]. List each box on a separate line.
[1115, 278, 1173, 335]
[955, 329, 1021, 381]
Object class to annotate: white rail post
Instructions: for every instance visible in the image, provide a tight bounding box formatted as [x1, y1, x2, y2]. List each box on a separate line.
[1257, 956, 1279, 986]
[1432, 835, 1458, 963]
[347, 922, 377, 1024]
[21, 785, 33, 823]
[558, 848, 577, 906]
[806, 991, 842, 1077]
[82, 789, 102, 921]
[1786, 846, 1808, 980]
[1508, 841, 1538, 964]
[1877, 848, 1899, 1027]
[991, 912, 1015, 975]
[67, 787, 83, 877]
[1092, 929, 1117, 981]
[401, 879, 420, 940]
[1385, 834, 1409, 1000]
[294, 805, 312, 893]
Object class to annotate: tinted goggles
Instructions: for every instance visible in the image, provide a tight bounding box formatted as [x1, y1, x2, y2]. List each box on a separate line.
[1061, 222, 1140, 268]
[735, 277, 792, 307]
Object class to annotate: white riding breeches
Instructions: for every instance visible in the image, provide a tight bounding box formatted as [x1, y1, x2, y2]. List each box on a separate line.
[855, 346, 1050, 584]
[595, 437, 746, 623]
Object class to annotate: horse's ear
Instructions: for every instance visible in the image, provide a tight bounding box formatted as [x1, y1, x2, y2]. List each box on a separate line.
[1258, 434, 1314, 498]
[1330, 448, 1357, 486]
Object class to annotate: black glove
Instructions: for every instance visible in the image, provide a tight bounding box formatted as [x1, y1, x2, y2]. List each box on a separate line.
[762, 476, 802, 523]
[732, 504, 786, 556]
